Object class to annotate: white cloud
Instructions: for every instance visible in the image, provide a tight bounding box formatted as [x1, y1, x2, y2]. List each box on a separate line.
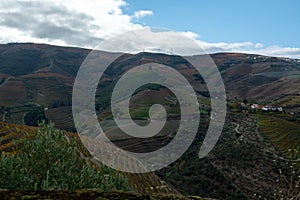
[180, 31, 200, 40]
[243, 46, 300, 59]
[254, 43, 264, 48]
[196, 41, 300, 59]
[181, 35, 300, 58]
[132, 10, 153, 19]
[0, 0, 144, 47]
[98, 29, 202, 55]
[0, 0, 299, 59]
[97, 29, 300, 59]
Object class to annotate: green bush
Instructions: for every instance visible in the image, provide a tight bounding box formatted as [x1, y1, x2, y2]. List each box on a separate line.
[0, 122, 132, 191]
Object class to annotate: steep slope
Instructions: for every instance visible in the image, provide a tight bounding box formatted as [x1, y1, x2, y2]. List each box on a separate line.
[212, 53, 300, 102]
[157, 113, 299, 199]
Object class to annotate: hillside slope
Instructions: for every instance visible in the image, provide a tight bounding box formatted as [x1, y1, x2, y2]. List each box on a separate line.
[0, 44, 299, 131]
[0, 43, 299, 199]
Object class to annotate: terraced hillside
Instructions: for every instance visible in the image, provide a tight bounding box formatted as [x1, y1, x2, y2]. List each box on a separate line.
[255, 114, 300, 159]
[0, 122, 35, 152]
[0, 44, 300, 131]
[157, 113, 300, 200]
[213, 53, 300, 103]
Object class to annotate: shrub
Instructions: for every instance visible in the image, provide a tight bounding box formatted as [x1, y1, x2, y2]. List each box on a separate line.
[0, 122, 132, 191]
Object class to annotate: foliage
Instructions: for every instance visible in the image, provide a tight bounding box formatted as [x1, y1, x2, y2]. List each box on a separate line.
[0, 122, 132, 191]
[24, 106, 48, 126]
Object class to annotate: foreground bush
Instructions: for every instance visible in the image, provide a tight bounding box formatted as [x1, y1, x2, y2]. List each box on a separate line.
[0, 122, 132, 191]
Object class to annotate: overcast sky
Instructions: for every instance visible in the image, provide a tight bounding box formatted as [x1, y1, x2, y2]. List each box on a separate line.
[0, 0, 299, 58]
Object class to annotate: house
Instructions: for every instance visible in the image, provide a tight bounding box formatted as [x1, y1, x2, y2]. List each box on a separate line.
[262, 106, 269, 111]
[250, 104, 259, 109]
[262, 105, 283, 112]
[277, 107, 283, 112]
[238, 102, 246, 110]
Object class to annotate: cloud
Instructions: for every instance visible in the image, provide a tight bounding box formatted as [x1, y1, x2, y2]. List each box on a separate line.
[132, 10, 153, 19]
[98, 29, 202, 55]
[254, 43, 264, 48]
[96, 29, 300, 59]
[180, 31, 200, 40]
[200, 41, 300, 59]
[186, 34, 300, 58]
[245, 46, 300, 58]
[0, 0, 143, 47]
[0, 0, 299, 59]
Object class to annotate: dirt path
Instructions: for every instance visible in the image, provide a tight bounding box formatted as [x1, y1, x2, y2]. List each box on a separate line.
[233, 122, 240, 134]
[2, 111, 7, 122]
[0, 77, 12, 88]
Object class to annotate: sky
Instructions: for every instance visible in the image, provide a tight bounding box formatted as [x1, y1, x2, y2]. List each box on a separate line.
[0, 0, 299, 58]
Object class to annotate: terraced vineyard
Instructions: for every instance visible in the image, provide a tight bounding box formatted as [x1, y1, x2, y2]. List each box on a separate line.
[272, 94, 300, 113]
[0, 122, 35, 152]
[255, 114, 300, 158]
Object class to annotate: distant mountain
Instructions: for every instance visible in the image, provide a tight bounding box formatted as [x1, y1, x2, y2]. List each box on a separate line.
[0, 44, 299, 101]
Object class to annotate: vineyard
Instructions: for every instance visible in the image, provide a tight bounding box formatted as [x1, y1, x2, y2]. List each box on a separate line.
[0, 122, 35, 152]
[255, 114, 300, 159]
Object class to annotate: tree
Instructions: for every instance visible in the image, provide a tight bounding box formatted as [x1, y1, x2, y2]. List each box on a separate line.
[24, 106, 48, 126]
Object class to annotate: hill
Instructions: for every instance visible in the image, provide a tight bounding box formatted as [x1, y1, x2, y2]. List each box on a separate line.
[0, 43, 299, 199]
[0, 43, 300, 131]
[0, 44, 299, 131]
